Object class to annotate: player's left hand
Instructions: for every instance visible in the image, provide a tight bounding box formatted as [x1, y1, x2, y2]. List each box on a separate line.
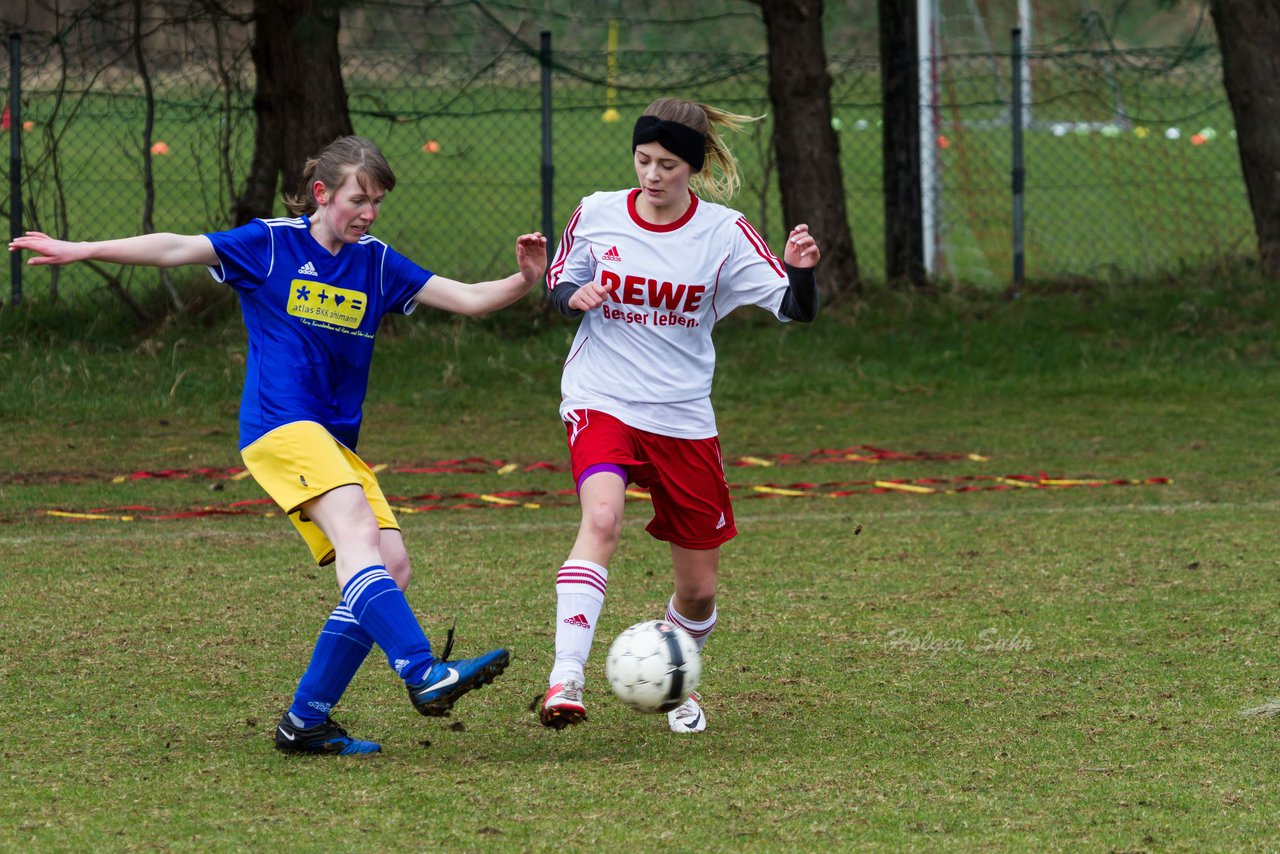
[783, 224, 820, 268]
[516, 232, 548, 284]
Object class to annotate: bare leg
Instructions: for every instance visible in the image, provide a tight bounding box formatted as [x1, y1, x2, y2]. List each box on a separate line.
[569, 470, 627, 565]
[302, 484, 384, 588]
[670, 543, 719, 622]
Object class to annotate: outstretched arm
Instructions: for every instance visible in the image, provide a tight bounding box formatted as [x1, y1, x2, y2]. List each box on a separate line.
[412, 232, 548, 317]
[9, 231, 218, 268]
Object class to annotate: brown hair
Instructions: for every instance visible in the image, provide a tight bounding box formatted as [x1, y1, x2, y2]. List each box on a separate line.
[640, 98, 761, 201]
[283, 135, 397, 216]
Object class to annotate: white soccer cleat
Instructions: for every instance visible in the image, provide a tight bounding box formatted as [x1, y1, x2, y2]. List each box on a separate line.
[667, 692, 706, 733]
[540, 679, 587, 730]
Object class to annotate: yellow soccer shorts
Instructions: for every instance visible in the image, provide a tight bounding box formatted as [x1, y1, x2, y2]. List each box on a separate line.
[240, 421, 399, 566]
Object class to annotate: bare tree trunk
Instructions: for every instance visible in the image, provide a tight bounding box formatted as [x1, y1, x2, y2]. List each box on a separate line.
[1209, 0, 1280, 279]
[132, 0, 183, 312]
[879, 0, 926, 288]
[752, 0, 861, 296]
[234, 0, 353, 224]
[206, 4, 249, 221]
[234, 12, 283, 225]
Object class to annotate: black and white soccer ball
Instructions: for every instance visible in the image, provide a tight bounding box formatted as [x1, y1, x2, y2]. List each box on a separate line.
[605, 620, 702, 713]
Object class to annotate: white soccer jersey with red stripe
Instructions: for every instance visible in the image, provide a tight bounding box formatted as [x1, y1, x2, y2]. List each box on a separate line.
[547, 188, 791, 439]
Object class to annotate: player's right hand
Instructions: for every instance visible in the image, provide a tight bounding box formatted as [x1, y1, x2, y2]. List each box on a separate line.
[8, 231, 81, 266]
[567, 279, 616, 312]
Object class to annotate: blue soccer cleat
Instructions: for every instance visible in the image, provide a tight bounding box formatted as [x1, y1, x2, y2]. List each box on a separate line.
[407, 648, 510, 716]
[274, 714, 382, 756]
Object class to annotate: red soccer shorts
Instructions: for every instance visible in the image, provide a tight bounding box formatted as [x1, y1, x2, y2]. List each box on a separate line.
[563, 408, 737, 550]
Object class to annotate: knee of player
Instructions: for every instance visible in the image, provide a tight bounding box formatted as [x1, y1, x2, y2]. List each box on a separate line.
[342, 513, 382, 545]
[581, 502, 623, 544]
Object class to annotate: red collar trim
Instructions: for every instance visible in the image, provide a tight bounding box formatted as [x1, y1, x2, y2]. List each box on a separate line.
[627, 188, 698, 232]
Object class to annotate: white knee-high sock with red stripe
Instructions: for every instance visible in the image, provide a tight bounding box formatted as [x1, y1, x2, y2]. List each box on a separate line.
[666, 596, 717, 652]
[550, 559, 608, 687]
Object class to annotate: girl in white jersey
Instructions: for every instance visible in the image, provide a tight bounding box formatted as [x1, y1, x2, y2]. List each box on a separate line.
[11, 136, 546, 755]
[539, 98, 821, 733]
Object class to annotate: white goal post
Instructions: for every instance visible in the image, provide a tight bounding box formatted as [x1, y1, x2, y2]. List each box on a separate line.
[917, 0, 1033, 276]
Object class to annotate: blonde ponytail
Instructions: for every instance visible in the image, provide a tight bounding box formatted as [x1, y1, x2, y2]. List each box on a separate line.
[640, 98, 763, 202]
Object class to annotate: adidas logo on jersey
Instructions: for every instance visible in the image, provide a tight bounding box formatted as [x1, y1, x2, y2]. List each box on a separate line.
[563, 613, 592, 628]
[601, 245, 622, 263]
[297, 261, 318, 276]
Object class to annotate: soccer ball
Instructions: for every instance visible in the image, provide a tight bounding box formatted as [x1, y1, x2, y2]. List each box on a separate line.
[605, 620, 701, 713]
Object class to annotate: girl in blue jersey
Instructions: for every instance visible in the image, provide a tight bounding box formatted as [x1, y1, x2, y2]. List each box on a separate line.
[10, 135, 547, 756]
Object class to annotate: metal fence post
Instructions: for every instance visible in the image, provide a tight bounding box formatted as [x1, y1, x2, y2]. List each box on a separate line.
[540, 30, 555, 267]
[1011, 27, 1025, 290]
[8, 31, 22, 307]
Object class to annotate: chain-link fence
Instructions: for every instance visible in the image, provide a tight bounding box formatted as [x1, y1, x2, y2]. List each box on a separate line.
[929, 42, 1248, 285]
[2, 8, 1249, 305]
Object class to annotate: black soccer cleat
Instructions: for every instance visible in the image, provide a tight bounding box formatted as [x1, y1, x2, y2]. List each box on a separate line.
[274, 714, 381, 756]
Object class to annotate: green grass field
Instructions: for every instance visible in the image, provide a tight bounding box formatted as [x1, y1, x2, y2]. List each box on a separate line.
[2, 267, 1279, 849]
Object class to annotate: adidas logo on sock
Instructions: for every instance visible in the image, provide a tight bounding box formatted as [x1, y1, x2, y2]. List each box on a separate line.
[601, 246, 622, 263]
[563, 613, 592, 628]
[297, 261, 318, 276]
[393, 658, 410, 676]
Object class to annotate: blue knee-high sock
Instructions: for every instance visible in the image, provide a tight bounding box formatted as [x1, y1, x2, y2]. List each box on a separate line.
[342, 565, 435, 684]
[287, 600, 374, 728]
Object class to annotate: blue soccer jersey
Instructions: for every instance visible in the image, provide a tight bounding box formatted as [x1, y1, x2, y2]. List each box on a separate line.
[205, 216, 431, 450]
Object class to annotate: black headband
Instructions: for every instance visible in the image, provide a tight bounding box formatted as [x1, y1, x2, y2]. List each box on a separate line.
[632, 115, 707, 173]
